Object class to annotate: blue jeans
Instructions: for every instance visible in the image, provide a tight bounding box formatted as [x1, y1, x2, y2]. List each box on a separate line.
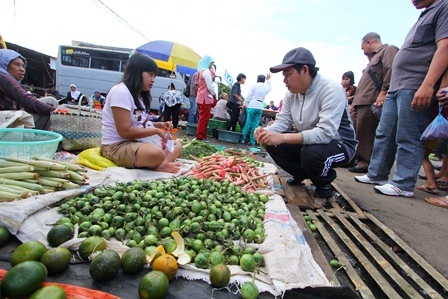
[241, 108, 262, 145]
[367, 90, 433, 191]
[188, 96, 198, 123]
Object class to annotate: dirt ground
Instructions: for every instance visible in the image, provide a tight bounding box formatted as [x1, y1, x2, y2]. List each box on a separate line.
[181, 126, 448, 279]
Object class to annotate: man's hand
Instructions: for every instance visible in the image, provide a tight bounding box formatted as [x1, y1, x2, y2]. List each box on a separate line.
[374, 91, 387, 107]
[411, 84, 434, 111]
[436, 87, 448, 106]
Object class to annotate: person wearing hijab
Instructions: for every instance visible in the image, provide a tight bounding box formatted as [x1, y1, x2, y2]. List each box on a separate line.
[66, 84, 82, 104]
[195, 55, 216, 140]
[0, 49, 56, 130]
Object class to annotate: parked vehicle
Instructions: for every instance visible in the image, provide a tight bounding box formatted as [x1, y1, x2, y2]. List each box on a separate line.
[56, 44, 186, 111]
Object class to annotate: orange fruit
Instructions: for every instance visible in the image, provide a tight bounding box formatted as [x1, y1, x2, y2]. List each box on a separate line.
[139, 270, 169, 299]
[209, 263, 231, 288]
[151, 254, 178, 281]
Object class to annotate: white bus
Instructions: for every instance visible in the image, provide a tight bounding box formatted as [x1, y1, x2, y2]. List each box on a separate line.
[56, 44, 187, 111]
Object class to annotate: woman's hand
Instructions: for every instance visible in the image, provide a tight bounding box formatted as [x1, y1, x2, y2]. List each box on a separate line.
[154, 121, 173, 131]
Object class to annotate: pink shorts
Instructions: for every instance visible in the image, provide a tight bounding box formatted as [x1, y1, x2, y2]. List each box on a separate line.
[100, 141, 143, 169]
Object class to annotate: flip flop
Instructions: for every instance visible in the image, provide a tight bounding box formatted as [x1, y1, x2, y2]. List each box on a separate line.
[425, 197, 448, 209]
[416, 185, 440, 195]
[436, 180, 448, 191]
[418, 174, 427, 180]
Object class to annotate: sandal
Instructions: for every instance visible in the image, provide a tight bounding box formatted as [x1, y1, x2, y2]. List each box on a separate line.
[425, 196, 448, 209]
[436, 180, 448, 191]
[416, 185, 440, 195]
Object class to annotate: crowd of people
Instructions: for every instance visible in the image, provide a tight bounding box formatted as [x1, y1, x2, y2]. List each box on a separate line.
[339, 0, 448, 207]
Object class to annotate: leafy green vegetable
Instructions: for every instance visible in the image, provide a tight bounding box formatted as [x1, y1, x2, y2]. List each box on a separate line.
[180, 140, 217, 159]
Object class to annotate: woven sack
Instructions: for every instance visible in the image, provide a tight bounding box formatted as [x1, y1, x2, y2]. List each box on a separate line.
[51, 95, 102, 151]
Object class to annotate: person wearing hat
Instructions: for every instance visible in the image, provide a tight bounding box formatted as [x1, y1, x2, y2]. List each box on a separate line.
[240, 73, 272, 145]
[254, 47, 358, 199]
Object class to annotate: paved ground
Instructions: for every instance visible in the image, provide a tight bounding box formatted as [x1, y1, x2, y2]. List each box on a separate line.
[178, 126, 448, 279]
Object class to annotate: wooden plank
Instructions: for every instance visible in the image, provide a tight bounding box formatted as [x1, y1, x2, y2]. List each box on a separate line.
[287, 204, 338, 285]
[303, 179, 324, 209]
[280, 177, 314, 209]
[366, 213, 448, 291]
[331, 182, 365, 217]
[317, 210, 403, 298]
[271, 174, 285, 197]
[349, 213, 444, 299]
[332, 211, 424, 299]
[306, 210, 374, 299]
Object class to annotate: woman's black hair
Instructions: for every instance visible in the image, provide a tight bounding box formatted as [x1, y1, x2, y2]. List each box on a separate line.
[293, 64, 319, 78]
[342, 71, 355, 85]
[236, 73, 246, 82]
[121, 53, 158, 112]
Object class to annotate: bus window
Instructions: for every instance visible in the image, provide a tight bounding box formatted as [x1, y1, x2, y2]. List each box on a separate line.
[56, 45, 186, 111]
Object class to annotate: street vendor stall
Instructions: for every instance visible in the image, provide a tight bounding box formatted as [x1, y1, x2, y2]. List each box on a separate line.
[0, 147, 360, 299]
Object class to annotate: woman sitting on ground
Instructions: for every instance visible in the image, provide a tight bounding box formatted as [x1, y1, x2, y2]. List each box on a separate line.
[0, 49, 56, 130]
[100, 53, 182, 173]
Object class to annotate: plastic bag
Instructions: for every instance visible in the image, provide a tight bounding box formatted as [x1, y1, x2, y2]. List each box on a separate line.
[165, 132, 175, 153]
[420, 106, 448, 140]
[77, 147, 117, 170]
[239, 107, 247, 127]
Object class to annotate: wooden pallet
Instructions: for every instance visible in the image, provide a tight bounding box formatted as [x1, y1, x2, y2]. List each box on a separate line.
[279, 174, 448, 298]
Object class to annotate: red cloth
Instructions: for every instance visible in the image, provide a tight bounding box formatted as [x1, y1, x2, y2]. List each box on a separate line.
[196, 102, 212, 139]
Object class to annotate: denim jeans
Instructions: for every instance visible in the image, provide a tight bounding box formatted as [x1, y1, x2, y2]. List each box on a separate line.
[187, 96, 198, 123]
[367, 89, 433, 191]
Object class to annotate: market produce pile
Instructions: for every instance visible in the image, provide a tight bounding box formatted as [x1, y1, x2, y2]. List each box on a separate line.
[0, 157, 88, 201]
[0, 174, 269, 298]
[58, 177, 269, 263]
[0, 144, 329, 298]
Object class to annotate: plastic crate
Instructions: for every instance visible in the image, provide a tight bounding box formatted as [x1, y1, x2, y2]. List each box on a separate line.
[208, 119, 227, 137]
[0, 128, 63, 159]
[209, 119, 227, 130]
[217, 129, 242, 143]
[186, 123, 197, 136]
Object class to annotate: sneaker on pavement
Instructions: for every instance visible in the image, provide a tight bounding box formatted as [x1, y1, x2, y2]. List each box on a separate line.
[354, 175, 388, 185]
[374, 183, 414, 197]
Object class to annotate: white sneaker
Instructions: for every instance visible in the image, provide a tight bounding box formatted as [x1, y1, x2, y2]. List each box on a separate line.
[374, 184, 414, 197]
[354, 175, 388, 185]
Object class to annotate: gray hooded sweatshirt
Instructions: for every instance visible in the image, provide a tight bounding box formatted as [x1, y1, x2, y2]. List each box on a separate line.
[265, 73, 358, 160]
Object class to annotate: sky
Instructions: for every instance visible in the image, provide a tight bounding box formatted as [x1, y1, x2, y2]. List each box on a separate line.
[1, 0, 423, 106]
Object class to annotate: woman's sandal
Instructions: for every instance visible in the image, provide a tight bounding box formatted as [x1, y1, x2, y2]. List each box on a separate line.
[425, 196, 448, 209]
[436, 180, 448, 191]
[416, 185, 440, 195]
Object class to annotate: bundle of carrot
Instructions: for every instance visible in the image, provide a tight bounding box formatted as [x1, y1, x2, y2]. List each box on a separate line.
[190, 154, 270, 192]
[0, 156, 88, 202]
